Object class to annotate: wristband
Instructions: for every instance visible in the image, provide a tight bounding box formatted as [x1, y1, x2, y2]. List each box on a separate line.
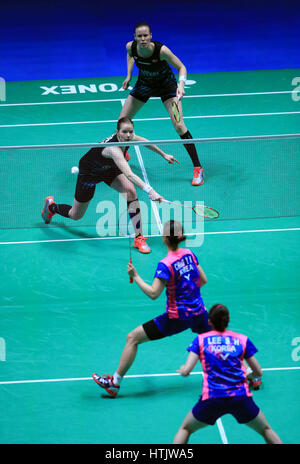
[143, 184, 152, 193]
[179, 76, 187, 83]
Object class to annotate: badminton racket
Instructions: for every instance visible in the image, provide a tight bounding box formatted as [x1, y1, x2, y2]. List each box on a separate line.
[162, 199, 219, 218]
[129, 238, 133, 284]
[118, 209, 135, 283]
[172, 98, 180, 123]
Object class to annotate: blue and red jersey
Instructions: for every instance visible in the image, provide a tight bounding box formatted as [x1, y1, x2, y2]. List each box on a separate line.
[188, 330, 258, 399]
[154, 248, 206, 319]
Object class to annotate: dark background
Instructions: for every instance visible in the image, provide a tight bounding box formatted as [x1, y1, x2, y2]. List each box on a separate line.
[0, 0, 299, 81]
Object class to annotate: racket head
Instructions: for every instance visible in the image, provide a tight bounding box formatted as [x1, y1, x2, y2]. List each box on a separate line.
[172, 101, 180, 122]
[193, 204, 219, 218]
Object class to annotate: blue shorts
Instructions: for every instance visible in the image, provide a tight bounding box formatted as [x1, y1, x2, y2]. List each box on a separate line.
[143, 311, 211, 340]
[192, 396, 260, 425]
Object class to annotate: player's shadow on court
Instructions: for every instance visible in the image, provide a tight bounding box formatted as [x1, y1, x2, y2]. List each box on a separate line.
[88, 378, 200, 400]
[39, 223, 104, 240]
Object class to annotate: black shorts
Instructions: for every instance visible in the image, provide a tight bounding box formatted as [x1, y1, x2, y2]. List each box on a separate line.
[143, 312, 211, 341]
[130, 76, 177, 103]
[192, 396, 260, 425]
[74, 170, 122, 203]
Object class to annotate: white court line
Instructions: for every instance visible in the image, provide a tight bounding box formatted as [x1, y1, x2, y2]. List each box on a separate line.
[1, 366, 299, 385]
[119, 98, 163, 235]
[3, 366, 298, 444]
[216, 419, 228, 445]
[0, 90, 296, 107]
[134, 145, 163, 234]
[0, 227, 299, 246]
[1, 111, 300, 128]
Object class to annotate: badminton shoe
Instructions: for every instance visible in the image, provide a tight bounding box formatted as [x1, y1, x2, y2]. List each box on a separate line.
[192, 167, 204, 186]
[248, 377, 262, 390]
[133, 235, 151, 254]
[92, 373, 120, 397]
[41, 196, 56, 224]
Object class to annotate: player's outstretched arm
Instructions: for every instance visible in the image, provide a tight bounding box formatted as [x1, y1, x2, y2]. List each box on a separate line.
[107, 146, 164, 201]
[133, 134, 179, 164]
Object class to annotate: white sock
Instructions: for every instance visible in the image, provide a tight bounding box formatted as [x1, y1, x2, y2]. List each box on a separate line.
[113, 372, 123, 386]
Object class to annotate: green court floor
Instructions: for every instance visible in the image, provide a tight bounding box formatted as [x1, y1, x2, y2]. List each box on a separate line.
[0, 69, 300, 444]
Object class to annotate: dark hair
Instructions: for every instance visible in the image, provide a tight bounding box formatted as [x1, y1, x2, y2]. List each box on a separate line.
[163, 220, 186, 249]
[134, 22, 151, 34]
[209, 304, 230, 332]
[117, 117, 134, 131]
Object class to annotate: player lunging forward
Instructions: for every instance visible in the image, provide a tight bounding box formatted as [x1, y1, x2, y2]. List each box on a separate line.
[41, 117, 177, 254]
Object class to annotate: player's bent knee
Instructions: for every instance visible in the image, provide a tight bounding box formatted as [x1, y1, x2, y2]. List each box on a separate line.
[69, 204, 89, 220]
[126, 326, 148, 345]
[127, 188, 138, 202]
[260, 424, 272, 437]
[174, 121, 186, 135]
[69, 213, 81, 220]
[126, 330, 139, 345]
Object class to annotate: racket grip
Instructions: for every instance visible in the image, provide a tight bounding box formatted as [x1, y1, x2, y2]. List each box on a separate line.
[129, 257, 133, 283]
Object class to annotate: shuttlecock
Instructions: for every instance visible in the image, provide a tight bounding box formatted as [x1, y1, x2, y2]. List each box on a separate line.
[71, 166, 79, 175]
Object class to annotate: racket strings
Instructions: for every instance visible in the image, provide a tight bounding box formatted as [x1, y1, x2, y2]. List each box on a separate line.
[193, 205, 219, 218]
[172, 101, 180, 122]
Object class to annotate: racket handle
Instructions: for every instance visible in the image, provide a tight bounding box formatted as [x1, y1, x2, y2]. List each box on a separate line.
[129, 257, 133, 284]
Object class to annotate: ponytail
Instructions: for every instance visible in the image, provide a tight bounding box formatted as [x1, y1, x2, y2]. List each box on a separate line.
[163, 220, 186, 250]
[209, 304, 230, 332]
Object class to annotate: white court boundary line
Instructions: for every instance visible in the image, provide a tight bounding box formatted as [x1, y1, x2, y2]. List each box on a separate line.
[0, 227, 299, 246]
[0, 90, 297, 107]
[1, 366, 299, 385]
[1, 369, 299, 444]
[1, 362, 299, 445]
[3, 366, 299, 443]
[216, 419, 228, 444]
[119, 98, 162, 235]
[1, 111, 300, 128]
[134, 144, 163, 234]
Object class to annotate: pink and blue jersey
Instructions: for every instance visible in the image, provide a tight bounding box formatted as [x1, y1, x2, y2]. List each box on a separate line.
[154, 248, 205, 319]
[188, 330, 258, 399]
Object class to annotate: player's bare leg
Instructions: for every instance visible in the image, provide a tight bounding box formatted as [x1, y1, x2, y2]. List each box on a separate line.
[173, 411, 207, 444]
[110, 174, 151, 253]
[163, 97, 204, 186]
[68, 198, 90, 220]
[119, 95, 146, 119]
[246, 410, 282, 444]
[92, 325, 150, 397]
[116, 325, 150, 377]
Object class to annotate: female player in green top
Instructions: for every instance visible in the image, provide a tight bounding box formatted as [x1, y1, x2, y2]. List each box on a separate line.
[119, 22, 204, 186]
